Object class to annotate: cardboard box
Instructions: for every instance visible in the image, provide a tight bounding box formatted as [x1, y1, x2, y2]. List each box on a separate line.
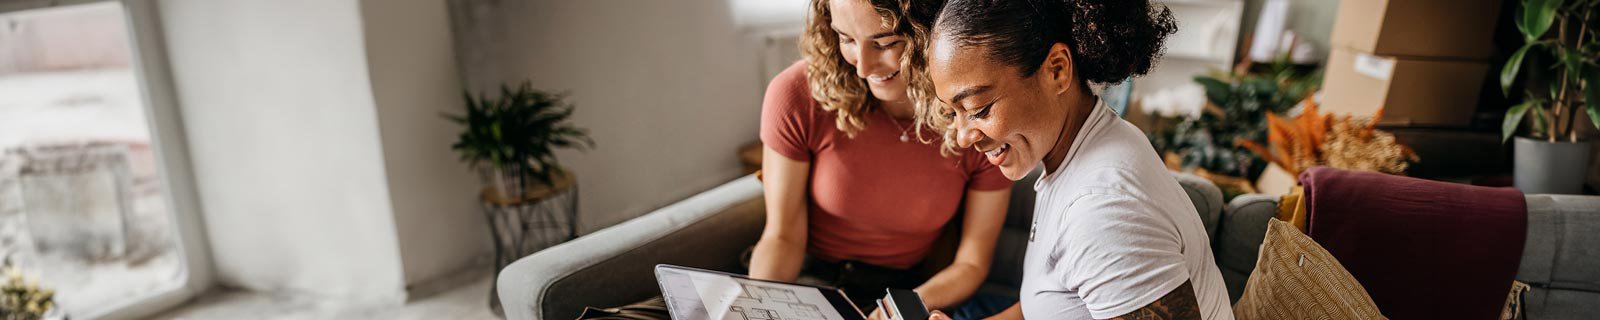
[1322, 48, 1489, 128]
[1329, 0, 1501, 60]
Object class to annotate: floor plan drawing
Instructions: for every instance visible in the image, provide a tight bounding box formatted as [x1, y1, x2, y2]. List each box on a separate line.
[787, 303, 823, 320]
[730, 306, 783, 320]
[679, 270, 851, 320]
[735, 283, 800, 303]
[715, 279, 839, 320]
[761, 287, 800, 303]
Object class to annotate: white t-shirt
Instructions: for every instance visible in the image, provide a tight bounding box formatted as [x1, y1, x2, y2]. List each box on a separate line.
[1020, 101, 1233, 320]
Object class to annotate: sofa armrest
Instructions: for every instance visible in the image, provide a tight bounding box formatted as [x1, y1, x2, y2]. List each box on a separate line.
[497, 176, 766, 320]
[1516, 194, 1600, 319]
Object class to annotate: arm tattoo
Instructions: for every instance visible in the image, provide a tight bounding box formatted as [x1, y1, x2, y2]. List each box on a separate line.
[1105, 280, 1202, 320]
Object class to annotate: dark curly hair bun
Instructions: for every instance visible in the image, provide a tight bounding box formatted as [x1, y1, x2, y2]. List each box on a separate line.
[934, 0, 1177, 85]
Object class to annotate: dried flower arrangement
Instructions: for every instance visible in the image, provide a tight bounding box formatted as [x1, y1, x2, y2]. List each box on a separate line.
[1236, 100, 1419, 176]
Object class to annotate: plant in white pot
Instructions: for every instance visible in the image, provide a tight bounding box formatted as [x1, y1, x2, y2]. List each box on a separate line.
[444, 81, 594, 202]
[1501, 0, 1598, 194]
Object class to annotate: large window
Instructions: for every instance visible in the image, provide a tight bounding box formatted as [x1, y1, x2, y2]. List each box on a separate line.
[0, 1, 207, 318]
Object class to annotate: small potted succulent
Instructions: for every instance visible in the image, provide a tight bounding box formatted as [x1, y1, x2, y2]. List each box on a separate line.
[1501, 0, 1597, 194]
[444, 81, 595, 202]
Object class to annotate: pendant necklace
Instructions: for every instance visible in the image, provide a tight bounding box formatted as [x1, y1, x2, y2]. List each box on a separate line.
[884, 110, 912, 142]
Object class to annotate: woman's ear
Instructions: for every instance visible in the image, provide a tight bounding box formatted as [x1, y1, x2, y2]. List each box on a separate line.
[1040, 43, 1075, 95]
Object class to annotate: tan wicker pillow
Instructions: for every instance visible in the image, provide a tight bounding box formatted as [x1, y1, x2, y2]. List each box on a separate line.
[1233, 219, 1387, 320]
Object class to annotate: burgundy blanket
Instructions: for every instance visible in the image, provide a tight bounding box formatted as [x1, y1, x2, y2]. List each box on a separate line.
[1299, 167, 1526, 320]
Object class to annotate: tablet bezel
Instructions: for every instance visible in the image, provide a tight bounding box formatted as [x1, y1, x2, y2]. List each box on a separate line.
[654, 264, 866, 320]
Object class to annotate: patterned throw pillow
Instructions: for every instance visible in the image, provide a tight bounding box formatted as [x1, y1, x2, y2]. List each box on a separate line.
[1233, 219, 1387, 319]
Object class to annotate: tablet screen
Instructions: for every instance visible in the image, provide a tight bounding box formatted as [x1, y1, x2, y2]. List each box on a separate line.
[655, 265, 865, 320]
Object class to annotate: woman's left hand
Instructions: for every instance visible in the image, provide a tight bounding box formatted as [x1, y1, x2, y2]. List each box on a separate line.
[928, 310, 951, 320]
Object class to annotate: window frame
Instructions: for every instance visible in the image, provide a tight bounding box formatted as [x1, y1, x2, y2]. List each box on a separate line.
[0, 0, 213, 318]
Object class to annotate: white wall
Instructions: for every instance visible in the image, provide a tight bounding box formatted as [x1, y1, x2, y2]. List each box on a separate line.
[156, 0, 767, 303]
[157, 0, 407, 303]
[359, 0, 490, 289]
[448, 0, 767, 233]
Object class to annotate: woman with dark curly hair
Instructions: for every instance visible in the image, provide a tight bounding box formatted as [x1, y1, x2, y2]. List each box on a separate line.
[919, 0, 1232, 319]
[752, 0, 1015, 317]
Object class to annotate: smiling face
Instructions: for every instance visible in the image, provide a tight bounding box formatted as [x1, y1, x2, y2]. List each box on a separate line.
[929, 38, 1078, 180]
[828, 0, 910, 103]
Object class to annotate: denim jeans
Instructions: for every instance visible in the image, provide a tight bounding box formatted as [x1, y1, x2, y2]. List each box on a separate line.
[946, 293, 1017, 320]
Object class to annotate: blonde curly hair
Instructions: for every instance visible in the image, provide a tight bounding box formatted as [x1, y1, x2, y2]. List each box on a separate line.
[802, 0, 949, 154]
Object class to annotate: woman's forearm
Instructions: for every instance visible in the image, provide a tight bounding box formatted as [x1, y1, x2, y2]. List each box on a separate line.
[914, 261, 988, 309]
[748, 235, 807, 282]
[752, 146, 812, 282]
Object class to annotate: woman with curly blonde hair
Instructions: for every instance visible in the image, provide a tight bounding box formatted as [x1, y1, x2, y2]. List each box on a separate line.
[751, 0, 1014, 317]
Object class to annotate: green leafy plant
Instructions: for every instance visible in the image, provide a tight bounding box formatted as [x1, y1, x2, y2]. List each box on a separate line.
[444, 81, 595, 187]
[1152, 61, 1322, 181]
[1502, 0, 1599, 143]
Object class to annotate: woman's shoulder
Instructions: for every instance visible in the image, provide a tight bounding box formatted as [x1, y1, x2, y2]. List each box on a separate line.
[762, 60, 830, 124]
[765, 60, 812, 104]
[771, 60, 810, 90]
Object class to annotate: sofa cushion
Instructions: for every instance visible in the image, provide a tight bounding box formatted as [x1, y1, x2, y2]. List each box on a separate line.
[1216, 194, 1279, 302]
[1232, 219, 1385, 320]
[1174, 172, 1224, 240]
[986, 228, 1030, 288]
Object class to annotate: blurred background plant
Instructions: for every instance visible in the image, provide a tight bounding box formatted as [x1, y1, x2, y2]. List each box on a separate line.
[1151, 58, 1323, 187]
[444, 81, 595, 199]
[1500, 0, 1598, 143]
[0, 262, 55, 320]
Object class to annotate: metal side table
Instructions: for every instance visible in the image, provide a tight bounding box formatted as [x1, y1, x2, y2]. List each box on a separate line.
[480, 171, 578, 316]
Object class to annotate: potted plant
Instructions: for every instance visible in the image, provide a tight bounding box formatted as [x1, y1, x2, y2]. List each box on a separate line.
[444, 81, 595, 202]
[1501, 0, 1597, 194]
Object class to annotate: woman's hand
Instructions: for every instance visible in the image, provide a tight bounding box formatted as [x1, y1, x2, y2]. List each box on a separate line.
[867, 308, 887, 320]
[929, 310, 951, 320]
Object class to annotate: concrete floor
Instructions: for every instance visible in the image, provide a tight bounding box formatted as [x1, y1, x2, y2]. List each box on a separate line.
[150, 275, 500, 320]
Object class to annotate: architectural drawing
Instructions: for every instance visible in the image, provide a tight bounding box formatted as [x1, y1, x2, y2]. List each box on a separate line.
[787, 303, 823, 319]
[719, 280, 837, 320]
[731, 306, 782, 320]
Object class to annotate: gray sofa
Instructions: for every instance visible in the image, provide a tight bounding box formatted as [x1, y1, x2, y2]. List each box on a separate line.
[498, 171, 1600, 320]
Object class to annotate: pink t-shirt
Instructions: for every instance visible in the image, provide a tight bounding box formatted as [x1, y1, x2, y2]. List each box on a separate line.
[760, 61, 1012, 269]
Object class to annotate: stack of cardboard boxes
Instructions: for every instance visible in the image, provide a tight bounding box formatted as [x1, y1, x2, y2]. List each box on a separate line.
[1320, 0, 1509, 179]
[1322, 0, 1501, 127]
